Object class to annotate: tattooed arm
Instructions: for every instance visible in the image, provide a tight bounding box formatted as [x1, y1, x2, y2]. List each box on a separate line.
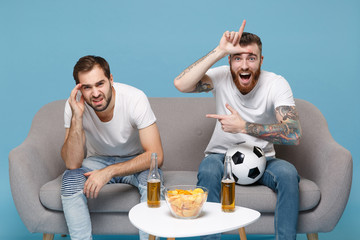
[245, 106, 302, 145]
[173, 48, 219, 93]
[207, 104, 302, 145]
[174, 21, 247, 93]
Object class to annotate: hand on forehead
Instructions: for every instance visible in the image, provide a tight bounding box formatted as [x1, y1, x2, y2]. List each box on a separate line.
[232, 44, 260, 57]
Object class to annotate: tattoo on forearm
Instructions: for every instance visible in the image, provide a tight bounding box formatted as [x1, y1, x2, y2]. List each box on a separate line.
[191, 80, 213, 93]
[175, 49, 216, 81]
[245, 106, 301, 145]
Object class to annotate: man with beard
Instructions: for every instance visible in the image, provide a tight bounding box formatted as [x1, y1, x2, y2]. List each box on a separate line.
[174, 20, 302, 240]
[61, 55, 163, 240]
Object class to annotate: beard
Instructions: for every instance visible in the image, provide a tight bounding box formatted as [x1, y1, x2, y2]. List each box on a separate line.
[86, 86, 113, 112]
[230, 64, 261, 95]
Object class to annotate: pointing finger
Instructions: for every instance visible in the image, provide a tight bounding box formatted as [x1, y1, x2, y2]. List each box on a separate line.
[238, 20, 246, 36]
[206, 114, 225, 119]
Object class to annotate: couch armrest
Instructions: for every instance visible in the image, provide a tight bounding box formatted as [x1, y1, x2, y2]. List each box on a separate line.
[275, 99, 353, 232]
[9, 100, 66, 232]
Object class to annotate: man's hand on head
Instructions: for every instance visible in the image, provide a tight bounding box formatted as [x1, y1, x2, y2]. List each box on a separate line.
[69, 84, 85, 119]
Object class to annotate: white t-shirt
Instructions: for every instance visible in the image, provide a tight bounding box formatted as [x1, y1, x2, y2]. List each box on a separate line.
[205, 65, 295, 157]
[64, 82, 156, 158]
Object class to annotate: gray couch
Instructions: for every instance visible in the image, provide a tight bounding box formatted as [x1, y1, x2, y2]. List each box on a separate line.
[9, 98, 352, 240]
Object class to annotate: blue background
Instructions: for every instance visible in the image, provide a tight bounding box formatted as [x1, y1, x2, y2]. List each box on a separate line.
[1, 0, 359, 239]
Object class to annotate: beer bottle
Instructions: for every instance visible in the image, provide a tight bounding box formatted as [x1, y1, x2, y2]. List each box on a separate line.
[221, 156, 235, 212]
[147, 153, 161, 208]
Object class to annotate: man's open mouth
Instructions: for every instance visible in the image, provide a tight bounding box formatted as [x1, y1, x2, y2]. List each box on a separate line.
[240, 73, 251, 81]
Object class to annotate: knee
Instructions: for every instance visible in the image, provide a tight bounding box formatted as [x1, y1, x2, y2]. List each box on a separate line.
[276, 164, 300, 191]
[61, 168, 88, 197]
[198, 155, 224, 182]
[280, 164, 299, 182]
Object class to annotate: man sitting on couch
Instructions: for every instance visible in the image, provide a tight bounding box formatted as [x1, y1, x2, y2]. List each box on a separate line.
[174, 20, 302, 240]
[61, 55, 163, 240]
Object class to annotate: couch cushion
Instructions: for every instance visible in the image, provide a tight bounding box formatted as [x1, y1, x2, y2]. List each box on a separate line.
[40, 171, 198, 212]
[40, 171, 320, 213]
[235, 178, 320, 212]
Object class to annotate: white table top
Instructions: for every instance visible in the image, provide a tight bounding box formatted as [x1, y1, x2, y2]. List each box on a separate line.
[129, 201, 260, 238]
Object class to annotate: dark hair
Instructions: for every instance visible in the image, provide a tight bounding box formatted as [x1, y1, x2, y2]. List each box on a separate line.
[73, 55, 111, 84]
[240, 32, 262, 56]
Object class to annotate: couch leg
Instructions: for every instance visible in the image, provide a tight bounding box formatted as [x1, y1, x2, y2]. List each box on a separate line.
[307, 233, 319, 240]
[43, 233, 54, 240]
[238, 227, 247, 240]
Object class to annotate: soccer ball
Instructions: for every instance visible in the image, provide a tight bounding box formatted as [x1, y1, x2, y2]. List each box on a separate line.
[225, 142, 266, 185]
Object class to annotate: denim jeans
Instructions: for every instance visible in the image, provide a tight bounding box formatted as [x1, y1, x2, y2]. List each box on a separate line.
[197, 153, 300, 240]
[61, 155, 164, 240]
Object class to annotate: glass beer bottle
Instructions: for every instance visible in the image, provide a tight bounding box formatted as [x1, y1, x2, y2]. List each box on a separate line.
[221, 156, 235, 212]
[147, 153, 161, 208]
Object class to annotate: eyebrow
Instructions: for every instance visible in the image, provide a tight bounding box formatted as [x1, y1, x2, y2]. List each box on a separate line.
[233, 52, 258, 57]
[81, 79, 106, 88]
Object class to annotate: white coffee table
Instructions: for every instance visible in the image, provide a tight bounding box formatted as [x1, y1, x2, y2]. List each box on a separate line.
[129, 201, 260, 240]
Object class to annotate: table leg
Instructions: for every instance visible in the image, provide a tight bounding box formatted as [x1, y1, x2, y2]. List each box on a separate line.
[149, 234, 156, 240]
[238, 227, 247, 240]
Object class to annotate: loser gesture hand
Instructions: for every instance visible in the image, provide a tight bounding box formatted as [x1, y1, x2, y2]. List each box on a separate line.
[219, 20, 246, 55]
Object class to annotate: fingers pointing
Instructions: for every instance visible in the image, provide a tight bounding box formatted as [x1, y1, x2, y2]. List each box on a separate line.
[206, 114, 224, 120]
[238, 20, 246, 35]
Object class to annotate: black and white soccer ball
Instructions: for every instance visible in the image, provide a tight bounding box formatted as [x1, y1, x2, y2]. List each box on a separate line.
[225, 143, 266, 185]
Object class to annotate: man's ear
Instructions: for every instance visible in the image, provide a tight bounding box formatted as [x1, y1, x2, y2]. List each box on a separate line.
[110, 74, 114, 86]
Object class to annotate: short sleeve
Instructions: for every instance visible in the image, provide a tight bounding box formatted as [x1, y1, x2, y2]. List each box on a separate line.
[271, 77, 295, 108]
[131, 91, 156, 130]
[206, 65, 230, 91]
[64, 99, 72, 128]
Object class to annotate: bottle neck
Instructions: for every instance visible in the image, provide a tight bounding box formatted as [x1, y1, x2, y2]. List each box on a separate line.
[223, 156, 234, 181]
[150, 153, 158, 169]
[148, 153, 160, 180]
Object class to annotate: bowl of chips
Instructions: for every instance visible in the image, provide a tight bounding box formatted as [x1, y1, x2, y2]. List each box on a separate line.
[165, 185, 208, 219]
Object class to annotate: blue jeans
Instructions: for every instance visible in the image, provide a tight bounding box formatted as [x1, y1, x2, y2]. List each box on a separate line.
[197, 153, 300, 240]
[61, 155, 164, 240]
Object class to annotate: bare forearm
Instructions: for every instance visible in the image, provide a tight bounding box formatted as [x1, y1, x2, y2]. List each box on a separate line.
[174, 46, 226, 92]
[61, 118, 85, 169]
[106, 150, 164, 178]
